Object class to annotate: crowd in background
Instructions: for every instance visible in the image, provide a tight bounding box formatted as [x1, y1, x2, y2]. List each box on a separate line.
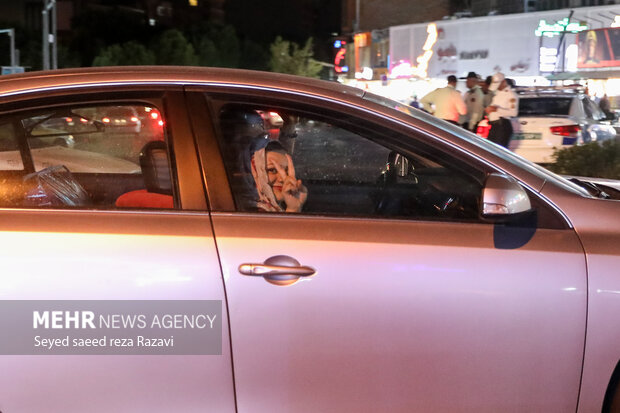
[415, 71, 518, 148]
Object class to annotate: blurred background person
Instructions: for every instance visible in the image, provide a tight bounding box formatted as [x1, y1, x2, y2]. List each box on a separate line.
[481, 75, 495, 109]
[485, 72, 518, 148]
[460, 71, 484, 132]
[420, 75, 466, 125]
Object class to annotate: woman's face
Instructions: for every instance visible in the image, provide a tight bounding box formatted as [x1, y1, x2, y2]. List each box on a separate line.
[265, 150, 288, 202]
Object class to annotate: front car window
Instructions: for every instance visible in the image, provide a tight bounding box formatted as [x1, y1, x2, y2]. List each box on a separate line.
[363, 91, 592, 199]
[214, 103, 484, 222]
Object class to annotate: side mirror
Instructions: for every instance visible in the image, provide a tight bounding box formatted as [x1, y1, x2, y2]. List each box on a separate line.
[481, 173, 531, 217]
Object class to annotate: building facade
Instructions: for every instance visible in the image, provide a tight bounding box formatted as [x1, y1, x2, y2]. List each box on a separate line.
[341, 4, 620, 102]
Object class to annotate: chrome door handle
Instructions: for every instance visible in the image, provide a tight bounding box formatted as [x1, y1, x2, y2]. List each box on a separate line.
[238, 255, 316, 286]
[239, 264, 315, 277]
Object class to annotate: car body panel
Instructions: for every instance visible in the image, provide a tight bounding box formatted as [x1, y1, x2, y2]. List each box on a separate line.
[537, 184, 620, 412]
[509, 115, 581, 163]
[211, 214, 586, 412]
[0, 210, 236, 412]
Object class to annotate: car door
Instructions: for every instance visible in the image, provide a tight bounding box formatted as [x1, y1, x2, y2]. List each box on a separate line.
[190, 90, 586, 412]
[0, 89, 235, 412]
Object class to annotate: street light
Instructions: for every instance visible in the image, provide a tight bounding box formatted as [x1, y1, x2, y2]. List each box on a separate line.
[42, 0, 57, 70]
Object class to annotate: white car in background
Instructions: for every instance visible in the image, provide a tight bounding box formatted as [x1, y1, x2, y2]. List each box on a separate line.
[477, 88, 617, 163]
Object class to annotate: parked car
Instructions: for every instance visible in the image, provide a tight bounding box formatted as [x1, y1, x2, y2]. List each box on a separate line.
[99, 105, 142, 134]
[0, 67, 618, 413]
[477, 87, 617, 163]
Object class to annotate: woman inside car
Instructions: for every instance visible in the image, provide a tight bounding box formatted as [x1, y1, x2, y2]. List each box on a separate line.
[250, 140, 307, 212]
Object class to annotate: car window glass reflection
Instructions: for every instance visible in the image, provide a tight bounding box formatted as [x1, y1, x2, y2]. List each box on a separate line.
[0, 103, 176, 210]
[216, 104, 483, 222]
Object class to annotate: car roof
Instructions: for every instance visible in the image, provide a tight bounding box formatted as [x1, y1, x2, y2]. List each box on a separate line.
[0, 66, 365, 101]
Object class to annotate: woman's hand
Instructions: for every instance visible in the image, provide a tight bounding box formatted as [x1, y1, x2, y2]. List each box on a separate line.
[275, 154, 307, 212]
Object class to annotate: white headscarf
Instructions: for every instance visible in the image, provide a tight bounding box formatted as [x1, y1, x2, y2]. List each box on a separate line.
[250, 147, 285, 212]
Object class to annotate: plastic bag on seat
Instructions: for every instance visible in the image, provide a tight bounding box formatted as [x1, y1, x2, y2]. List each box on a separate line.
[23, 165, 90, 207]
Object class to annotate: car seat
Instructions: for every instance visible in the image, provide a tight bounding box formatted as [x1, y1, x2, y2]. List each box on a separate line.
[115, 141, 174, 209]
[219, 107, 269, 210]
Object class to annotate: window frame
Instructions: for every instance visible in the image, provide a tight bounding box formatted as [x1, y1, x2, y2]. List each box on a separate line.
[187, 88, 568, 229]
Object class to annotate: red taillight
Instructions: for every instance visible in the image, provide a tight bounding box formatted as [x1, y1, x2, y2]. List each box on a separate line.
[550, 125, 580, 136]
[476, 123, 491, 138]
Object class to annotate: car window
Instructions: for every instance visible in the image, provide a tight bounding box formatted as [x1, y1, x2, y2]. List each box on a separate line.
[0, 103, 176, 210]
[518, 97, 572, 115]
[583, 98, 606, 121]
[214, 104, 484, 222]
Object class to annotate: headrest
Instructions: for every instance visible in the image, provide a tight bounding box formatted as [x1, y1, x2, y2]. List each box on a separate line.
[139, 141, 172, 195]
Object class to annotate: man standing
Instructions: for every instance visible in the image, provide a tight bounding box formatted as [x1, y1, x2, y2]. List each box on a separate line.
[460, 72, 485, 131]
[485, 72, 518, 148]
[481, 75, 495, 109]
[420, 75, 466, 125]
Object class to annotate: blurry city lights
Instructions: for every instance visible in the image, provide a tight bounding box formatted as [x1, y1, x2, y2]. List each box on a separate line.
[565, 44, 578, 71]
[539, 47, 558, 72]
[412, 23, 438, 78]
[334, 48, 347, 73]
[361, 67, 373, 80]
[389, 23, 437, 79]
[390, 60, 414, 78]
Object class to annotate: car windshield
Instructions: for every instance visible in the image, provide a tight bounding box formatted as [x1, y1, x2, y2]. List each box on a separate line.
[518, 97, 572, 116]
[362, 91, 591, 198]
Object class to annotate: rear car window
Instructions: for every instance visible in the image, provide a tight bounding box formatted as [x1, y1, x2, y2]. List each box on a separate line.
[518, 97, 572, 116]
[0, 103, 176, 210]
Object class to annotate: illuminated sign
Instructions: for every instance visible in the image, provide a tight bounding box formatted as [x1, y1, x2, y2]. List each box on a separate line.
[612, 16, 620, 28]
[535, 18, 588, 37]
[539, 47, 558, 72]
[354, 33, 370, 48]
[577, 28, 620, 69]
[188, 0, 198, 6]
[334, 40, 348, 74]
[459, 49, 489, 60]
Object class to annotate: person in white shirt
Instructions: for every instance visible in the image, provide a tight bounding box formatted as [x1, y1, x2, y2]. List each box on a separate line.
[484, 72, 518, 148]
[460, 71, 485, 132]
[480, 75, 495, 109]
[420, 75, 466, 125]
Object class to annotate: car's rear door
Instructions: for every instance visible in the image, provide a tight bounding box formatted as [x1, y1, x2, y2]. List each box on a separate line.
[189, 89, 587, 412]
[0, 88, 235, 412]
